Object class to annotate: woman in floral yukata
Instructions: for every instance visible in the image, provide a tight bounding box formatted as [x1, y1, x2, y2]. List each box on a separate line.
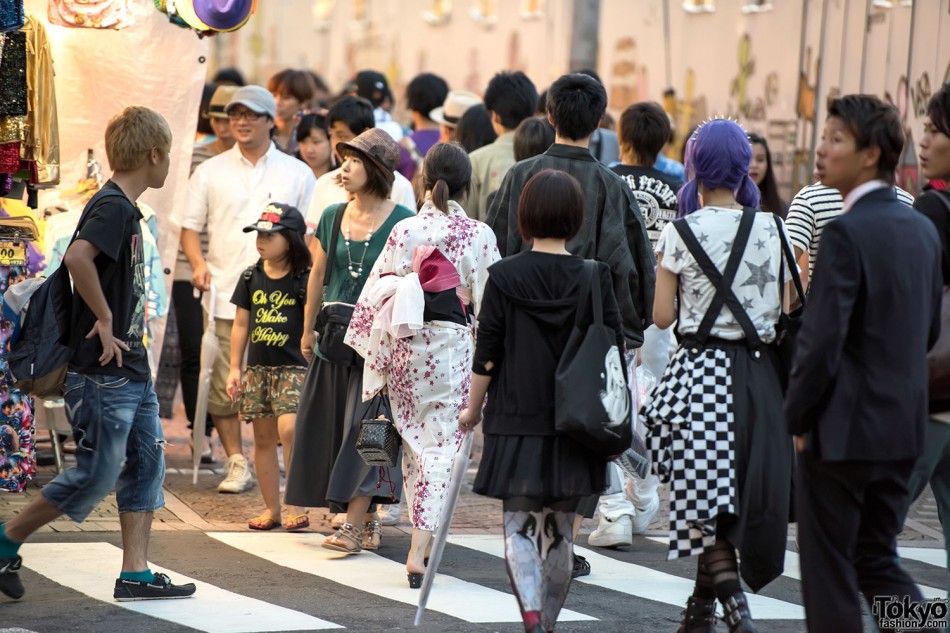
[346, 142, 499, 587]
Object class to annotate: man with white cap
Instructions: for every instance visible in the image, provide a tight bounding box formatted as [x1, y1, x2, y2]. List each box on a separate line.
[182, 85, 315, 494]
[430, 90, 483, 144]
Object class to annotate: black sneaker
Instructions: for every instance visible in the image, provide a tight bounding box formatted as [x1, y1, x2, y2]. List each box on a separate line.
[113, 572, 196, 601]
[0, 556, 24, 599]
[572, 554, 591, 579]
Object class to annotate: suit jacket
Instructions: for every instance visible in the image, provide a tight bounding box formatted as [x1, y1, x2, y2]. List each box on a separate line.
[485, 143, 656, 348]
[785, 187, 943, 461]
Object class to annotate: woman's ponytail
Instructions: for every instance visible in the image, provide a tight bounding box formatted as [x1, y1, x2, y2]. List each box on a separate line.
[736, 172, 761, 211]
[431, 179, 450, 213]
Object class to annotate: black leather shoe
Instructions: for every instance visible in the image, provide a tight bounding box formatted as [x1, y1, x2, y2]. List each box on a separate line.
[0, 556, 24, 600]
[571, 554, 590, 579]
[721, 593, 757, 633]
[677, 595, 718, 632]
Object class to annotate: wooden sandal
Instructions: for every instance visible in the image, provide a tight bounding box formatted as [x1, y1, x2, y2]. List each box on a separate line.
[248, 515, 279, 531]
[321, 523, 363, 554]
[283, 513, 310, 531]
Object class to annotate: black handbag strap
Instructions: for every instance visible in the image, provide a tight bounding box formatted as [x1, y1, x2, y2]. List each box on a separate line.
[322, 202, 348, 292]
[774, 214, 806, 312]
[673, 207, 762, 346]
[571, 260, 603, 329]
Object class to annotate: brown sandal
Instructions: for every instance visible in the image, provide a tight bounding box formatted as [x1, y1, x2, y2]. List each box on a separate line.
[321, 523, 363, 554]
[362, 520, 382, 550]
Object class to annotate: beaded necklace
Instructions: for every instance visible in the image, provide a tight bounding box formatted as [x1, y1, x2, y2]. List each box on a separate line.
[343, 212, 379, 279]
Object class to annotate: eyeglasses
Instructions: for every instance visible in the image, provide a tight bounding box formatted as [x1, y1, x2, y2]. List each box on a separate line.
[228, 110, 264, 122]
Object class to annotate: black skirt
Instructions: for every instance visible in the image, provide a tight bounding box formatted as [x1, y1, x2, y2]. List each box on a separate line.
[284, 356, 402, 509]
[473, 432, 607, 503]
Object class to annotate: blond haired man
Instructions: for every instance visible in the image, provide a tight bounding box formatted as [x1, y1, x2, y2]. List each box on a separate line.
[0, 107, 197, 602]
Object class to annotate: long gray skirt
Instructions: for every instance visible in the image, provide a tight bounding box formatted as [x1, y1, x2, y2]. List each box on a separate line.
[284, 355, 402, 509]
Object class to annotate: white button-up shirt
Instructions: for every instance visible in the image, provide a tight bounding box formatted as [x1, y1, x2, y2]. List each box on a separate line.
[182, 142, 316, 319]
[305, 167, 417, 227]
[842, 178, 889, 213]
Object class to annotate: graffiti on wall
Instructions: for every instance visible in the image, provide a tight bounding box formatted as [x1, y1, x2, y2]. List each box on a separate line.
[727, 34, 780, 122]
[607, 37, 648, 113]
[663, 69, 708, 161]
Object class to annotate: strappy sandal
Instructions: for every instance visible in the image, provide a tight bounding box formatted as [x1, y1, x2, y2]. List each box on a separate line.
[321, 522, 363, 554]
[362, 520, 382, 550]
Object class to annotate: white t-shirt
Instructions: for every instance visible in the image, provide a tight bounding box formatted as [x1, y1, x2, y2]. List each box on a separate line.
[785, 182, 914, 271]
[182, 143, 316, 319]
[305, 167, 417, 228]
[655, 207, 793, 343]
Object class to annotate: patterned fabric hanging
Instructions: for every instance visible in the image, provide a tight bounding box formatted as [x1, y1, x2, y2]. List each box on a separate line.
[48, 0, 134, 30]
[0, 32, 27, 117]
[0, 0, 24, 33]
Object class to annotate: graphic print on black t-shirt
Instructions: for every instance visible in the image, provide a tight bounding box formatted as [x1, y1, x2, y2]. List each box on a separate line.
[231, 263, 307, 368]
[611, 165, 683, 246]
[68, 183, 151, 381]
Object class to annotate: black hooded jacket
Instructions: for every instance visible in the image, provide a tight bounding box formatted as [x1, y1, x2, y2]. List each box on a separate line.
[473, 251, 625, 436]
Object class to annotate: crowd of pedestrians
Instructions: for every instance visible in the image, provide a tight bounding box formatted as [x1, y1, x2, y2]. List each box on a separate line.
[0, 59, 947, 633]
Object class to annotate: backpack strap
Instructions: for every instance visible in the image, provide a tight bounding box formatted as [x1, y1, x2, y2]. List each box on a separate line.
[774, 214, 806, 310]
[673, 207, 763, 347]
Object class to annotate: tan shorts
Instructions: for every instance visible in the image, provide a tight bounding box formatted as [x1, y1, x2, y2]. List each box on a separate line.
[207, 317, 240, 417]
[240, 366, 306, 422]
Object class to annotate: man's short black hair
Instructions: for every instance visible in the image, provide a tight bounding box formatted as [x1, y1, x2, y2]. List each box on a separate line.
[618, 102, 671, 166]
[483, 71, 538, 131]
[827, 94, 904, 183]
[327, 96, 375, 136]
[546, 73, 607, 141]
[406, 73, 449, 120]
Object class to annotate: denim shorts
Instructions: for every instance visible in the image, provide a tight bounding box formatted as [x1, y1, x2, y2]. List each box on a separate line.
[41, 372, 166, 522]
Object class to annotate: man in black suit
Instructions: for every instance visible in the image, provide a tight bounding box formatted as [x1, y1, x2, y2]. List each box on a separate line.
[786, 95, 943, 632]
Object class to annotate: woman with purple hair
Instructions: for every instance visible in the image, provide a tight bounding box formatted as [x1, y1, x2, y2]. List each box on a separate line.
[641, 119, 795, 632]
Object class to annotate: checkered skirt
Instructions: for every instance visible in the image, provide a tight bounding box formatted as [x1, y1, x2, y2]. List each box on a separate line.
[641, 346, 738, 560]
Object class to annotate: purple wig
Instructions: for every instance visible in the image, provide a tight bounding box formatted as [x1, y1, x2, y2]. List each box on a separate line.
[677, 119, 760, 217]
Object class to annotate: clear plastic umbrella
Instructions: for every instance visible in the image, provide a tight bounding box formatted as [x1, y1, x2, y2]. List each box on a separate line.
[414, 430, 474, 626]
[192, 285, 217, 485]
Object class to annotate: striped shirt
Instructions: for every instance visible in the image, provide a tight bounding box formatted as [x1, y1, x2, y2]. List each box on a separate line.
[785, 182, 914, 271]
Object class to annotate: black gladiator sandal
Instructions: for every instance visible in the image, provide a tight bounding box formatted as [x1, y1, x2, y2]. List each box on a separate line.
[676, 596, 718, 633]
[721, 593, 758, 633]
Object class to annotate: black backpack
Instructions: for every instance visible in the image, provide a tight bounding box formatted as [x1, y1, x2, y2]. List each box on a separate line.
[6, 189, 128, 397]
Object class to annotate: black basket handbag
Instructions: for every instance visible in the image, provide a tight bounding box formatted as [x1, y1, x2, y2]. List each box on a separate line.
[356, 395, 400, 467]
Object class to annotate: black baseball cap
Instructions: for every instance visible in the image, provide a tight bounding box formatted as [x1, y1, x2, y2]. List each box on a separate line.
[243, 203, 307, 235]
[354, 70, 392, 107]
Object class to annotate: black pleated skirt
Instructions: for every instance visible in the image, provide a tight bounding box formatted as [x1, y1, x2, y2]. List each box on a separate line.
[284, 356, 402, 509]
[473, 432, 607, 503]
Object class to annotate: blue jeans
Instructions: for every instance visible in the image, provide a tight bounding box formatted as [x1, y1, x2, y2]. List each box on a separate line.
[41, 372, 166, 522]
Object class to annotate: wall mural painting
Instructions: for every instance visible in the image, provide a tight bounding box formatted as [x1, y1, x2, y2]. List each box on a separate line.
[792, 45, 820, 192]
[727, 33, 778, 123]
[608, 37, 648, 114]
[663, 69, 708, 162]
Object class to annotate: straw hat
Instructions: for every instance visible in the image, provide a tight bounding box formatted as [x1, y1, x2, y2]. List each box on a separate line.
[430, 91, 482, 129]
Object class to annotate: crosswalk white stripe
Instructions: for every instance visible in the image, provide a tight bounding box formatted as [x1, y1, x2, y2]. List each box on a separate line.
[21, 542, 342, 633]
[210, 532, 597, 624]
[899, 546, 947, 570]
[647, 536, 948, 599]
[447, 534, 805, 620]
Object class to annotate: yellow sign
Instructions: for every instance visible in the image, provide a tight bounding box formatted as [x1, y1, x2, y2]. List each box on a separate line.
[0, 242, 27, 267]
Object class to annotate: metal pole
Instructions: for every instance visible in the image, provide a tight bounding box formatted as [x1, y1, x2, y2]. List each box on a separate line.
[808, 0, 831, 184]
[663, 0, 673, 88]
[839, 0, 851, 91]
[860, 0, 872, 92]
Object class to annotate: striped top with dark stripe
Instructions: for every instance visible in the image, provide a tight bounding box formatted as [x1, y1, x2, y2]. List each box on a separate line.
[785, 182, 914, 271]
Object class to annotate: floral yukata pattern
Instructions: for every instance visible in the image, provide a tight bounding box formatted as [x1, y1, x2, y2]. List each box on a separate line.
[347, 200, 499, 530]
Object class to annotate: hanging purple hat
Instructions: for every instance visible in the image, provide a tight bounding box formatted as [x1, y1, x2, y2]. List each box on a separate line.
[192, 0, 254, 32]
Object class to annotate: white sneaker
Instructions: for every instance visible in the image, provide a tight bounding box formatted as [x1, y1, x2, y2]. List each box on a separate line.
[217, 454, 255, 494]
[627, 474, 660, 534]
[588, 514, 633, 548]
[376, 503, 401, 526]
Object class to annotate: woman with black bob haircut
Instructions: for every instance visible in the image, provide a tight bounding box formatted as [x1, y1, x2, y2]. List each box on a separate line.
[285, 128, 415, 556]
[459, 169, 621, 633]
[747, 133, 787, 218]
[346, 142, 499, 587]
[456, 104, 498, 154]
[513, 116, 555, 162]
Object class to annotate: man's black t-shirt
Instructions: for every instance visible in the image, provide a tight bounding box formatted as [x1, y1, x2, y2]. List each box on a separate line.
[610, 164, 683, 246]
[69, 182, 150, 381]
[231, 261, 307, 368]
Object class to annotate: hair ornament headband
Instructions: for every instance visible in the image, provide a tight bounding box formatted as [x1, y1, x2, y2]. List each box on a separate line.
[690, 116, 750, 141]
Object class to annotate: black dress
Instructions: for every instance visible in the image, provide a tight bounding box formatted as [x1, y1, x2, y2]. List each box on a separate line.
[472, 252, 621, 501]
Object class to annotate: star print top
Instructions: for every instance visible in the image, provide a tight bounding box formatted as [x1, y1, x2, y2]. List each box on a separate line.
[655, 206, 793, 343]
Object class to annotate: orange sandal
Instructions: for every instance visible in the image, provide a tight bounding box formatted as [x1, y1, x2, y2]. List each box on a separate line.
[283, 513, 310, 531]
[248, 516, 279, 530]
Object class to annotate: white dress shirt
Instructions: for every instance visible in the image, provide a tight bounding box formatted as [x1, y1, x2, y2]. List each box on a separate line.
[305, 167, 417, 227]
[182, 142, 316, 318]
[842, 179, 888, 213]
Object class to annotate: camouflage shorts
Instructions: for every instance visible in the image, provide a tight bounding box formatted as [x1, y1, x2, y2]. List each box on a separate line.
[240, 366, 307, 422]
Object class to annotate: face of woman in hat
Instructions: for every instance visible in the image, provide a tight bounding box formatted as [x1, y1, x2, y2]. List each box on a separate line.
[340, 151, 369, 193]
